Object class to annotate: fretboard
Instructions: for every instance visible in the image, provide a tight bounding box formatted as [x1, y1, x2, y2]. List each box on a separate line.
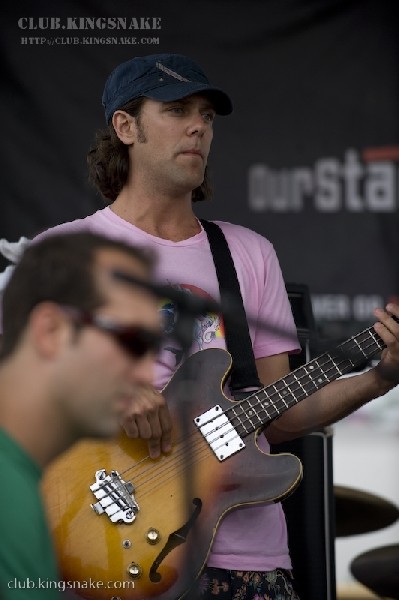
[227, 324, 385, 438]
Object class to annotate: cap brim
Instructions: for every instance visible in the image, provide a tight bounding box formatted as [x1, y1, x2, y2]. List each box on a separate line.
[144, 81, 233, 115]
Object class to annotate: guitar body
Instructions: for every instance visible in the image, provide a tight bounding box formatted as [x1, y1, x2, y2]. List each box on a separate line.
[42, 348, 302, 600]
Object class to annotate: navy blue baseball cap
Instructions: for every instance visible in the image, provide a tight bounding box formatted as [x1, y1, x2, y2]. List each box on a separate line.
[102, 53, 233, 123]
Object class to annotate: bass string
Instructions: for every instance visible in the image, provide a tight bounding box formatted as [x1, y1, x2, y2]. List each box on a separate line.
[119, 432, 214, 500]
[225, 335, 381, 437]
[130, 447, 215, 504]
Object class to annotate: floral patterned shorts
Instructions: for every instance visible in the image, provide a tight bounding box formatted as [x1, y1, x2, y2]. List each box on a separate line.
[191, 567, 301, 600]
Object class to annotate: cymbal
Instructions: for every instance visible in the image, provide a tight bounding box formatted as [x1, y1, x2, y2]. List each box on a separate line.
[351, 544, 399, 599]
[334, 485, 399, 537]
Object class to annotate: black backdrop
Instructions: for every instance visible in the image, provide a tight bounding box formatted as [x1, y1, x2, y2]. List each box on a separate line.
[2, 0, 399, 340]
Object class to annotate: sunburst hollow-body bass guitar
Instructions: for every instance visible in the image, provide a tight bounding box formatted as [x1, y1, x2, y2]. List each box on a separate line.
[42, 322, 385, 600]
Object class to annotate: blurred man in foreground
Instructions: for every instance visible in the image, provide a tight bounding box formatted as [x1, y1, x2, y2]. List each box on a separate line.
[0, 232, 165, 599]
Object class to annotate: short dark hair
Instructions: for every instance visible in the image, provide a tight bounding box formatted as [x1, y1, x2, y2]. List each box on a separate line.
[0, 232, 154, 359]
[87, 97, 211, 203]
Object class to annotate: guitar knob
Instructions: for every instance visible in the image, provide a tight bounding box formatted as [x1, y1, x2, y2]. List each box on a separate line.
[127, 562, 142, 579]
[146, 528, 160, 544]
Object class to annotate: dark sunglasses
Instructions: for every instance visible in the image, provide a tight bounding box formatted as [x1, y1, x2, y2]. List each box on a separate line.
[61, 306, 163, 360]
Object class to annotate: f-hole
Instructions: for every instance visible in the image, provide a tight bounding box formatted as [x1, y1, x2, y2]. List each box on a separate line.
[149, 498, 202, 583]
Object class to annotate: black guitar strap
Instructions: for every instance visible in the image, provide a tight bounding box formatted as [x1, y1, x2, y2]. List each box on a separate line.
[200, 219, 262, 395]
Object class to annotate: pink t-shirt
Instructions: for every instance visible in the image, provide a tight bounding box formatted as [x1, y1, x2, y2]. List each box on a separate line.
[35, 208, 300, 571]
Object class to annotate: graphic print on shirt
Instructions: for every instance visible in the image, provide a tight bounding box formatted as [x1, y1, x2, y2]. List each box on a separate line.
[159, 283, 224, 369]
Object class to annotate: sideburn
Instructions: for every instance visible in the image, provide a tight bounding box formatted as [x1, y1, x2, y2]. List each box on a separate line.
[135, 115, 147, 144]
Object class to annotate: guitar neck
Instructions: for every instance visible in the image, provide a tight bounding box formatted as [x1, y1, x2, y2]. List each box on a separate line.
[228, 324, 385, 437]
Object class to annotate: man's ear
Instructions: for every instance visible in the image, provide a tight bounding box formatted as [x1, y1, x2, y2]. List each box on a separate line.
[29, 303, 69, 359]
[112, 110, 137, 145]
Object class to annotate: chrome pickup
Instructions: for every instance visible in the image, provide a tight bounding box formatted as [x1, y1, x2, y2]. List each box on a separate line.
[195, 405, 245, 461]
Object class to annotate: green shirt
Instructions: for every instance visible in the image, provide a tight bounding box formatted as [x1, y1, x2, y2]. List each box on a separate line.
[0, 429, 60, 599]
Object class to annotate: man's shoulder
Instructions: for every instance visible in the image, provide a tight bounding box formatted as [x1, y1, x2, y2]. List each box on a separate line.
[33, 207, 109, 242]
[212, 219, 266, 237]
[211, 220, 273, 250]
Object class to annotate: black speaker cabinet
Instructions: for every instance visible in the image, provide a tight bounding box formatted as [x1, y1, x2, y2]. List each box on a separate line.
[274, 283, 337, 600]
[276, 429, 336, 600]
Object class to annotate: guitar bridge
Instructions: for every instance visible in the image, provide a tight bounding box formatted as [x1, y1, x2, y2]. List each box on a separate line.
[90, 469, 139, 524]
[195, 405, 245, 461]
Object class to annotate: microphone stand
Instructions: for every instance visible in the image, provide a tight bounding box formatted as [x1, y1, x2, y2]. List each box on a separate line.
[170, 306, 203, 594]
[113, 269, 205, 591]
